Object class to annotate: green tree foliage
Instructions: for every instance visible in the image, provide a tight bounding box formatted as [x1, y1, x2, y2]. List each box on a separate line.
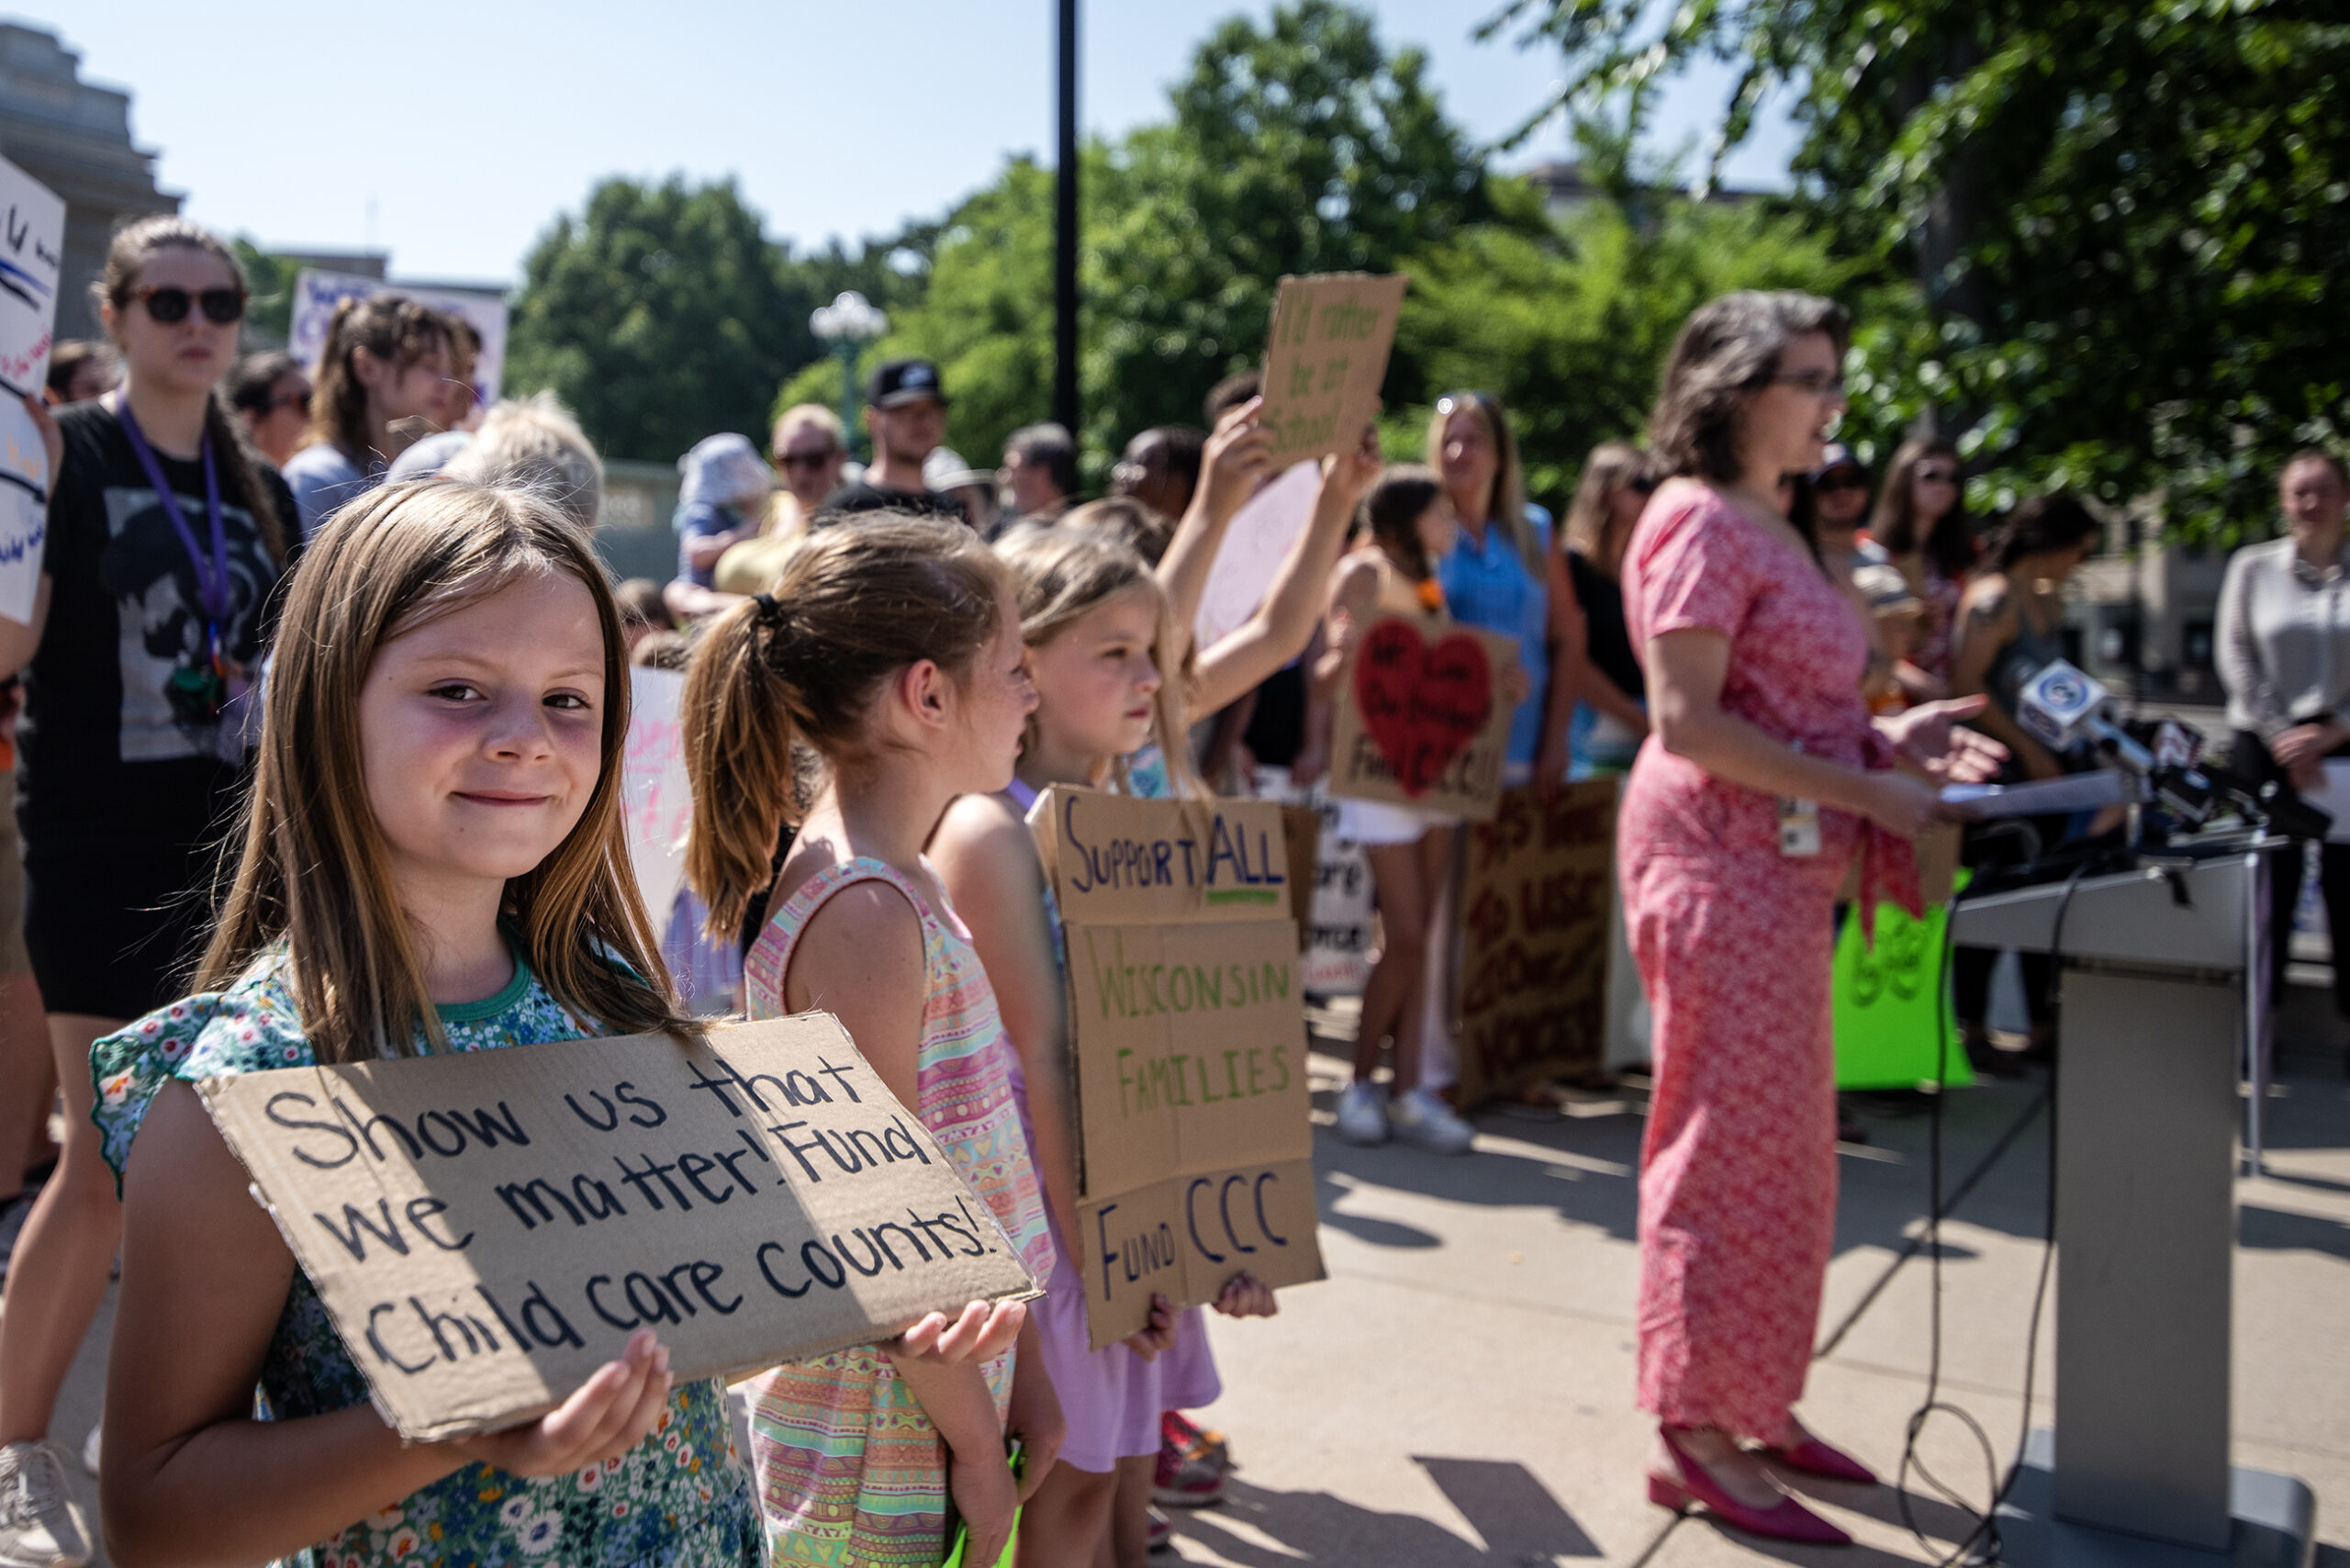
[1392, 172, 1866, 510]
[1081, 0, 1511, 459]
[1486, 0, 2350, 540]
[844, 0, 1515, 482]
[504, 176, 823, 462]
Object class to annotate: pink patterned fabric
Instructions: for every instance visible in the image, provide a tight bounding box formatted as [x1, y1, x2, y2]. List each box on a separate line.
[1617, 479, 1913, 1439]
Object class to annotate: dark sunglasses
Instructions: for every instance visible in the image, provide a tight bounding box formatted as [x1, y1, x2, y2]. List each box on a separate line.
[1914, 466, 1960, 485]
[1628, 476, 1658, 495]
[264, 388, 311, 417]
[773, 448, 839, 472]
[1816, 471, 1870, 493]
[129, 286, 247, 326]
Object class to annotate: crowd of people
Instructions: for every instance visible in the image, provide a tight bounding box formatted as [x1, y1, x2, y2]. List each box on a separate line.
[5, 206, 2342, 1566]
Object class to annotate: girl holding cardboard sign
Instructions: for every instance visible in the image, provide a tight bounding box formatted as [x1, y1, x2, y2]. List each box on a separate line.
[683, 517, 1058, 1568]
[1307, 466, 1525, 1154]
[934, 524, 1303, 1568]
[87, 482, 767, 1567]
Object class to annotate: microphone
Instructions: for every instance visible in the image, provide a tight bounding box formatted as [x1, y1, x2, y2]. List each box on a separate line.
[2016, 660, 2155, 772]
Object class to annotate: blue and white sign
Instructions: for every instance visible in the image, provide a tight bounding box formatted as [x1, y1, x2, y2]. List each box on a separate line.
[289, 268, 509, 407]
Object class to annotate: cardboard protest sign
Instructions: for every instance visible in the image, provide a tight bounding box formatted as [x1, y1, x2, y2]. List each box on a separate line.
[199, 1015, 1040, 1441]
[291, 268, 509, 404]
[621, 666, 692, 923]
[1032, 788, 1324, 1348]
[1258, 272, 1407, 467]
[1328, 616, 1517, 822]
[1454, 783, 1617, 1106]
[1192, 459, 1321, 652]
[0, 158, 64, 627]
[1266, 778, 1372, 995]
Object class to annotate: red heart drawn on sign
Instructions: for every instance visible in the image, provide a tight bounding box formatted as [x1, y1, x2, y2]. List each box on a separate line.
[1351, 620, 1494, 797]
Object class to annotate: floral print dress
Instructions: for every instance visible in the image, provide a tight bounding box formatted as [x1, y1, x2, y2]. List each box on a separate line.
[90, 949, 761, 1568]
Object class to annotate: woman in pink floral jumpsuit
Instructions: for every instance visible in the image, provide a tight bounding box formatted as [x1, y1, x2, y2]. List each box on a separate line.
[1617, 292, 2004, 1544]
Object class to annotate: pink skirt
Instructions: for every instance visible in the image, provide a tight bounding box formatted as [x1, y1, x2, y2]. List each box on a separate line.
[1031, 1223, 1223, 1473]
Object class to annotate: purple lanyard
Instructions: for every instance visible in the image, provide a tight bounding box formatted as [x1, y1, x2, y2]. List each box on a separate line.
[1005, 777, 1040, 812]
[116, 403, 229, 628]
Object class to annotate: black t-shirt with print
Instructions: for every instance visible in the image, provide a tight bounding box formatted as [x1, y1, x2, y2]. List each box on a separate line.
[20, 400, 297, 846]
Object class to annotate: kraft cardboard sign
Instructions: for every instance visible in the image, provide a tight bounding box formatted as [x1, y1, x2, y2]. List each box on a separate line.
[1328, 616, 1517, 822]
[1454, 783, 1618, 1106]
[1258, 273, 1407, 466]
[199, 1016, 1041, 1441]
[1033, 789, 1324, 1348]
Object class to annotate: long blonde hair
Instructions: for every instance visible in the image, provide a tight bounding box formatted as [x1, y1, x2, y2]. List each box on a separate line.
[1427, 391, 1539, 576]
[1562, 442, 1652, 564]
[201, 479, 690, 1061]
[995, 524, 1202, 798]
[683, 514, 1013, 938]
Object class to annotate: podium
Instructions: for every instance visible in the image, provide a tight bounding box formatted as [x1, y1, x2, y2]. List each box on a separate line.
[1951, 848, 2315, 1568]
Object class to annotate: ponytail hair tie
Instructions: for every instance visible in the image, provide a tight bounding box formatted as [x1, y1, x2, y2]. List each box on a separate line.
[754, 592, 783, 623]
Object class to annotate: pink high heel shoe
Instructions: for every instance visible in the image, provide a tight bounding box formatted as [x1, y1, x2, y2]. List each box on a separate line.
[1648, 1427, 1852, 1546]
[1758, 1434, 1878, 1486]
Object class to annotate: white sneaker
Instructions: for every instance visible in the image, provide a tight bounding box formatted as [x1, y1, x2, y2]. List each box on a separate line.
[0, 1439, 92, 1567]
[1389, 1087, 1476, 1155]
[73, 1429, 93, 1481]
[1333, 1081, 1389, 1145]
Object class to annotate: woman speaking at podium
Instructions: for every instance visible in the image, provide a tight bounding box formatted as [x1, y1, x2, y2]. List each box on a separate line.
[1618, 292, 2002, 1542]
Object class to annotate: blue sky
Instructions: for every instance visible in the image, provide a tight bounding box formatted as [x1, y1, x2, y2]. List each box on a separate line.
[30, 1, 1797, 286]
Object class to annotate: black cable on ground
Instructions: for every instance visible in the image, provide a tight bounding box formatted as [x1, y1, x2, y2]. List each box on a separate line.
[1893, 861, 2083, 1567]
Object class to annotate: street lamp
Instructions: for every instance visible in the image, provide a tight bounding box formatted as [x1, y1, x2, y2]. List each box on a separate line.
[810, 290, 888, 463]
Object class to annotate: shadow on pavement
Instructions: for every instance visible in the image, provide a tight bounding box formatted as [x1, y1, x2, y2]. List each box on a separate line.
[1166, 1464, 1611, 1565]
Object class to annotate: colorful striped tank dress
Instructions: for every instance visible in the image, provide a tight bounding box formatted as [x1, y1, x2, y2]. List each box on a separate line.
[739, 857, 1053, 1566]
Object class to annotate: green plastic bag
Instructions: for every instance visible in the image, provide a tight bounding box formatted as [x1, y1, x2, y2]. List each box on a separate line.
[1830, 884, 1974, 1092]
[940, 1442, 1024, 1568]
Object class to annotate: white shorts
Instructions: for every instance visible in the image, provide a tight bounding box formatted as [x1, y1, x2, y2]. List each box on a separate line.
[1336, 797, 1453, 846]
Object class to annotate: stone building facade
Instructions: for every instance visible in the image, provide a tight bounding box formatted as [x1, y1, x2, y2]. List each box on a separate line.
[0, 24, 176, 342]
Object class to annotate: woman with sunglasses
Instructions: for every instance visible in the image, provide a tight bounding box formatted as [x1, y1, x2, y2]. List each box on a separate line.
[1870, 438, 1975, 701]
[0, 216, 296, 1568]
[226, 351, 312, 469]
[1557, 442, 1655, 778]
[282, 292, 454, 539]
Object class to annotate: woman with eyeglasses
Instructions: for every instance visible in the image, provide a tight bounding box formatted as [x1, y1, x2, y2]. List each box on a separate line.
[0, 216, 297, 1568]
[226, 351, 312, 469]
[1870, 438, 1975, 701]
[1619, 292, 1998, 1542]
[1557, 442, 1655, 778]
[281, 292, 455, 539]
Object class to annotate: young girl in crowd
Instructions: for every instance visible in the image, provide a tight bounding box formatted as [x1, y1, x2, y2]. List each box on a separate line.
[0, 216, 299, 1568]
[682, 517, 1054, 1568]
[88, 479, 760, 1567]
[1312, 466, 1510, 1155]
[283, 293, 456, 537]
[931, 526, 1284, 1568]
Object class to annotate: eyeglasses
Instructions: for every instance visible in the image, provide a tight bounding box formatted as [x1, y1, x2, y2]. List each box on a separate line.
[263, 388, 310, 417]
[1816, 472, 1870, 494]
[1628, 476, 1658, 495]
[129, 286, 247, 326]
[773, 448, 839, 472]
[1768, 370, 1845, 397]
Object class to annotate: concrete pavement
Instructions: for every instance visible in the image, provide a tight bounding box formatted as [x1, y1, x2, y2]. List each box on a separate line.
[1167, 987, 2350, 1568]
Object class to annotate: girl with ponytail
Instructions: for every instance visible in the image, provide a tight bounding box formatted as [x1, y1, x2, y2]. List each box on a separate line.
[682, 515, 1059, 1568]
